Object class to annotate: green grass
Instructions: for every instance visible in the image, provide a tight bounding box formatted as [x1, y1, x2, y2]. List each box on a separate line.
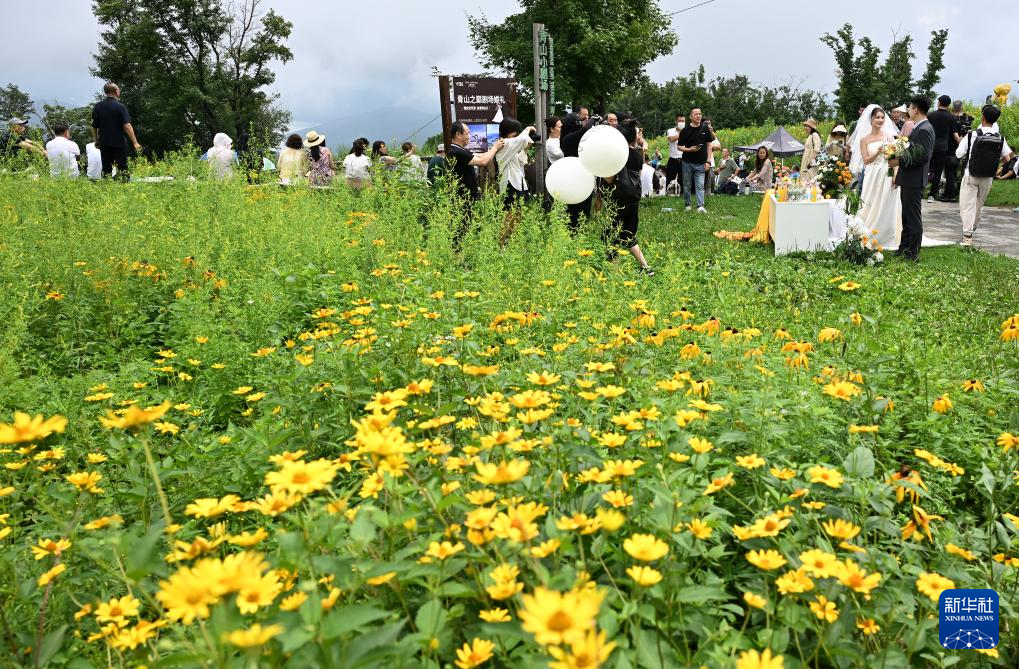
[986, 178, 1019, 207]
[1, 175, 1017, 668]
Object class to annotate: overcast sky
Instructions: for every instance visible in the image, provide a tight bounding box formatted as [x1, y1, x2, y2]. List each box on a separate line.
[1, 0, 1015, 128]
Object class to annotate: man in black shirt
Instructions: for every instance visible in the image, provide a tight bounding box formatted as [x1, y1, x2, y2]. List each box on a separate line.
[926, 95, 955, 201]
[676, 107, 715, 213]
[446, 121, 503, 249]
[91, 82, 141, 179]
[942, 100, 973, 202]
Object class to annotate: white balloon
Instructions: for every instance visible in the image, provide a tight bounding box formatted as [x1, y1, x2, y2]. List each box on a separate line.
[578, 125, 629, 177]
[545, 157, 595, 205]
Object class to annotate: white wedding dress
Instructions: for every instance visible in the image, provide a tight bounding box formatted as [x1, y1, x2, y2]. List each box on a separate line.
[858, 141, 901, 250]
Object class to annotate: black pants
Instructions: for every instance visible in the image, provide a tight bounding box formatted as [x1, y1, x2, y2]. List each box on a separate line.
[100, 145, 129, 179]
[665, 158, 683, 193]
[942, 154, 959, 199]
[899, 186, 923, 258]
[566, 194, 593, 233]
[603, 199, 639, 249]
[928, 150, 949, 198]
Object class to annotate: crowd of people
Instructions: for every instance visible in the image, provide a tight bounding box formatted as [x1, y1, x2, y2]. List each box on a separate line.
[4, 81, 1018, 264]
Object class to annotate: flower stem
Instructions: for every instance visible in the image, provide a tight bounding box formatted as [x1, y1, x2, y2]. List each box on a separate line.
[140, 435, 174, 529]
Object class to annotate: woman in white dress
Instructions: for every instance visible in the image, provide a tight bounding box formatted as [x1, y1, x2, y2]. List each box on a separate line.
[849, 104, 901, 250]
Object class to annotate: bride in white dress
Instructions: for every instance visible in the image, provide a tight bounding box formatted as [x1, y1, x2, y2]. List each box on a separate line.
[849, 104, 901, 250]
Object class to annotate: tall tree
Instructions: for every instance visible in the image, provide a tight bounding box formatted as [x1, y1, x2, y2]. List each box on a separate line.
[91, 0, 293, 154]
[468, 0, 677, 113]
[915, 29, 949, 99]
[880, 34, 914, 107]
[822, 24, 949, 118]
[0, 83, 35, 122]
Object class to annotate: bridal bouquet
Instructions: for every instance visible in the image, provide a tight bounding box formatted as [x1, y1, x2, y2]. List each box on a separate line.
[881, 136, 910, 177]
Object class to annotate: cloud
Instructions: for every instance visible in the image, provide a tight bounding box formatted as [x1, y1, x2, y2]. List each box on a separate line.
[1, 0, 1015, 132]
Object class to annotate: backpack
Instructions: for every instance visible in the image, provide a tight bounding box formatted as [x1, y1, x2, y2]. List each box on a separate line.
[966, 129, 1004, 178]
[613, 160, 642, 204]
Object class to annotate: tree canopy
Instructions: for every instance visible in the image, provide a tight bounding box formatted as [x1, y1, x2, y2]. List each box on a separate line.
[468, 0, 677, 113]
[821, 24, 948, 119]
[91, 0, 294, 154]
[0, 83, 35, 122]
[609, 69, 833, 136]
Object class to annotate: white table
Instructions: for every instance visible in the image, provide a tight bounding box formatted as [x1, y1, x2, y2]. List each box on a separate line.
[768, 195, 833, 255]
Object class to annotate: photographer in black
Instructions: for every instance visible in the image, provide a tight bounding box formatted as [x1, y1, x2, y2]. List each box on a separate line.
[601, 119, 654, 276]
[559, 111, 599, 231]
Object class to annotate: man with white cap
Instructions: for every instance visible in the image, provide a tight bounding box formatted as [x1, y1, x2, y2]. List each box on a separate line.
[2, 117, 45, 160]
[892, 105, 914, 137]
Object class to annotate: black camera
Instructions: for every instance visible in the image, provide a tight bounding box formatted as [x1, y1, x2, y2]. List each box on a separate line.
[589, 114, 604, 125]
[528, 130, 541, 143]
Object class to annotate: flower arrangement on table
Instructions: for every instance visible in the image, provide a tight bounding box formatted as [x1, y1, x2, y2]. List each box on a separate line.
[880, 137, 911, 177]
[815, 154, 853, 199]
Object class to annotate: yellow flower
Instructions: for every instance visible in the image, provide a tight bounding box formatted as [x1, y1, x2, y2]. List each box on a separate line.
[66, 471, 104, 493]
[916, 571, 955, 602]
[0, 486, 14, 498]
[818, 327, 842, 342]
[226, 623, 284, 648]
[769, 467, 795, 480]
[822, 381, 860, 401]
[807, 465, 844, 489]
[84, 514, 124, 530]
[932, 394, 952, 414]
[945, 543, 976, 561]
[454, 638, 494, 669]
[736, 648, 785, 669]
[265, 458, 338, 496]
[687, 518, 712, 539]
[703, 473, 734, 495]
[736, 454, 766, 469]
[602, 490, 633, 508]
[479, 608, 511, 622]
[279, 591, 308, 611]
[626, 565, 663, 586]
[856, 618, 880, 635]
[837, 281, 860, 291]
[822, 518, 861, 541]
[527, 370, 562, 386]
[38, 563, 66, 587]
[798, 549, 839, 578]
[32, 538, 72, 560]
[0, 412, 67, 444]
[518, 586, 604, 646]
[99, 401, 171, 430]
[743, 592, 767, 609]
[473, 459, 530, 485]
[425, 541, 465, 560]
[95, 595, 140, 625]
[997, 432, 1017, 453]
[548, 628, 617, 669]
[835, 560, 882, 597]
[746, 549, 787, 571]
[688, 437, 713, 454]
[623, 534, 669, 561]
[775, 569, 815, 595]
[960, 379, 984, 392]
[809, 595, 839, 623]
[366, 572, 397, 586]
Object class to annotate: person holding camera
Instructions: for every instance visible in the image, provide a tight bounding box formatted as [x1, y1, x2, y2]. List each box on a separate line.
[676, 108, 715, 213]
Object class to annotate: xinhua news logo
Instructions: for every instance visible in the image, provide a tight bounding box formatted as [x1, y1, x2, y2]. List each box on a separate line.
[938, 589, 999, 650]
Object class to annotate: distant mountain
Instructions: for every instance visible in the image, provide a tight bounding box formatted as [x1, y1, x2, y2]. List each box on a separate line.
[288, 106, 442, 151]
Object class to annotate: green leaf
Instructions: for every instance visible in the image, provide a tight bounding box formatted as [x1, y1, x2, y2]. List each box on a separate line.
[843, 445, 875, 478]
[414, 599, 447, 638]
[321, 604, 391, 639]
[124, 522, 164, 581]
[350, 509, 377, 545]
[35, 624, 67, 667]
[672, 585, 728, 604]
[979, 464, 995, 497]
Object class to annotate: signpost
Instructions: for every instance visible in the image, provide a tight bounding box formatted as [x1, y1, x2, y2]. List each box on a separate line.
[532, 23, 554, 195]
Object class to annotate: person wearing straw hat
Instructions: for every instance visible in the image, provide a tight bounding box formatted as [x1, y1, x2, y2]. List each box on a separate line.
[304, 131, 334, 188]
[824, 125, 849, 164]
[800, 118, 822, 180]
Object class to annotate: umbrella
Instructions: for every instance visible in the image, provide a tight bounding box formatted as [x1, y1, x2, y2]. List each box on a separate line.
[734, 126, 805, 157]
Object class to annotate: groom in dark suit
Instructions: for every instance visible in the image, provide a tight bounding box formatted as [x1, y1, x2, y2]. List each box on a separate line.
[890, 95, 934, 261]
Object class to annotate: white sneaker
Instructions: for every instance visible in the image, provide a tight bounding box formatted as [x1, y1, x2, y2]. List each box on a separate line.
[697, 207, 707, 214]
[960, 236, 972, 247]
[927, 196, 934, 203]
[685, 206, 692, 212]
